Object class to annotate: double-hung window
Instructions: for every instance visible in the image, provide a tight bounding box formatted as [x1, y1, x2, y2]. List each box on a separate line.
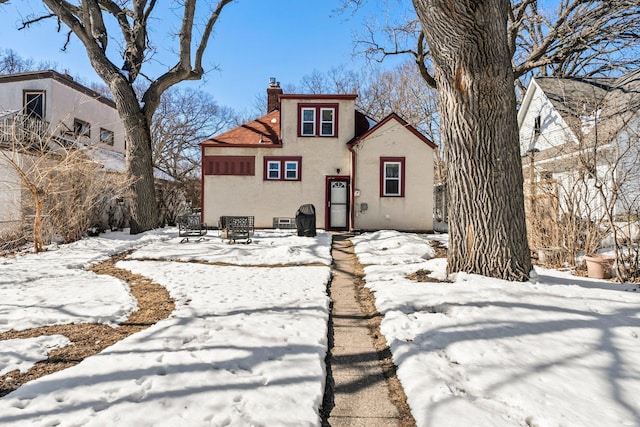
[264, 157, 302, 181]
[267, 160, 281, 179]
[298, 104, 338, 137]
[301, 108, 316, 136]
[380, 157, 405, 197]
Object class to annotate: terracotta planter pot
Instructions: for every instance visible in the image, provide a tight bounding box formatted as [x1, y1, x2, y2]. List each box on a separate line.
[584, 254, 615, 279]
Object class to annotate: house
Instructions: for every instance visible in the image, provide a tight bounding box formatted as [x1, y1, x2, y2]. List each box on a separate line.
[200, 79, 436, 232]
[518, 70, 640, 261]
[0, 70, 127, 232]
[518, 70, 640, 220]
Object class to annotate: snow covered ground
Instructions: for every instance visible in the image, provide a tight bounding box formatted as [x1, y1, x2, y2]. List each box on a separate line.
[1, 228, 639, 426]
[353, 230, 640, 427]
[0, 229, 331, 426]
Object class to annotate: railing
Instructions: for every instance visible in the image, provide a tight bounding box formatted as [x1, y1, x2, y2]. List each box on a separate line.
[0, 114, 51, 145]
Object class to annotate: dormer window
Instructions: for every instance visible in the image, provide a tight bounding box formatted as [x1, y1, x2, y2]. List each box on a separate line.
[298, 103, 338, 137]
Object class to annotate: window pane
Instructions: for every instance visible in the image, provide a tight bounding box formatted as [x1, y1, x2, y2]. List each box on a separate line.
[303, 109, 315, 121]
[385, 164, 399, 178]
[285, 161, 298, 179]
[321, 123, 333, 135]
[302, 123, 314, 135]
[321, 109, 333, 121]
[268, 161, 280, 179]
[385, 179, 399, 195]
[25, 93, 44, 119]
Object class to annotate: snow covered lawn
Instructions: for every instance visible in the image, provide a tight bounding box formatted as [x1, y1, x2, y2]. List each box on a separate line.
[3, 227, 640, 426]
[0, 229, 331, 426]
[353, 230, 640, 427]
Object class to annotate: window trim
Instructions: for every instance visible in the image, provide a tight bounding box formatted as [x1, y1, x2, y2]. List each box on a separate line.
[100, 128, 115, 146]
[267, 160, 281, 180]
[74, 118, 91, 138]
[264, 156, 302, 181]
[380, 157, 405, 197]
[23, 90, 45, 119]
[297, 103, 338, 137]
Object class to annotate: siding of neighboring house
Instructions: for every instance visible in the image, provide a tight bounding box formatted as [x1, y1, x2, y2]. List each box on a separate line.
[518, 81, 576, 155]
[0, 154, 22, 231]
[519, 72, 640, 221]
[0, 71, 128, 233]
[0, 71, 125, 152]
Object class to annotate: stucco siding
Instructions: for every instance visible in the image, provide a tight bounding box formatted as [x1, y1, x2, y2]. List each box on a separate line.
[0, 76, 125, 153]
[352, 119, 434, 231]
[0, 153, 22, 232]
[202, 141, 352, 228]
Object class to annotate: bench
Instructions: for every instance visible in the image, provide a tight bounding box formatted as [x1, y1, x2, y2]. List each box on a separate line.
[219, 216, 254, 244]
[177, 214, 207, 241]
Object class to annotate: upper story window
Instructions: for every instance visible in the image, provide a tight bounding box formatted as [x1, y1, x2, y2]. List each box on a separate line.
[298, 103, 338, 137]
[23, 90, 45, 119]
[74, 118, 91, 138]
[100, 128, 115, 146]
[380, 157, 405, 197]
[264, 156, 302, 181]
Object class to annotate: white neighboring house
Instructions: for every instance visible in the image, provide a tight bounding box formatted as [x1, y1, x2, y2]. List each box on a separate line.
[518, 70, 640, 221]
[0, 70, 126, 232]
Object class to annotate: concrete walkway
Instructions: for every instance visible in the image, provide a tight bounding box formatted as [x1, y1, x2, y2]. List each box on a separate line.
[323, 234, 401, 426]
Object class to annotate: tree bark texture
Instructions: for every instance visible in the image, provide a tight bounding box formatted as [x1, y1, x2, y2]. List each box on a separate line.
[413, 0, 531, 280]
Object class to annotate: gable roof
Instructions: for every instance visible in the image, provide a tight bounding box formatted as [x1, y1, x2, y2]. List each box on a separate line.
[0, 70, 116, 109]
[200, 109, 281, 147]
[349, 112, 436, 149]
[526, 69, 640, 144]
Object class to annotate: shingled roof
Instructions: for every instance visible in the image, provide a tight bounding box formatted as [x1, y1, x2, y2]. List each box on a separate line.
[535, 69, 640, 143]
[200, 110, 281, 147]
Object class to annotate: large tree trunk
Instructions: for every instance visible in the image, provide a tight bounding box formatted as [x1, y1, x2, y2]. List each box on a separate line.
[110, 83, 158, 234]
[413, 0, 531, 280]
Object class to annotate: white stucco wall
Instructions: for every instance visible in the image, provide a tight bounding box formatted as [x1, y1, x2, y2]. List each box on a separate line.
[352, 119, 434, 231]
[0, 74, 125, 153]
[0, 152, 22, 232]
[202, 96, 356, 229]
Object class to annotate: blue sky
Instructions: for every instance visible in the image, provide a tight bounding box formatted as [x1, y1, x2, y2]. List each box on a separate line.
[0, 1, 407, 112]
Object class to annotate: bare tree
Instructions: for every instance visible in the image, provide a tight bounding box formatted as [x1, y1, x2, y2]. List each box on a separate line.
[0, 116, 130, 252]
[20, 0, 234, 233]
[151, 87, 234, 182]
[412, 0, 531, 280]
[0, 48, 56, 74]
[352, 0, 640, 96]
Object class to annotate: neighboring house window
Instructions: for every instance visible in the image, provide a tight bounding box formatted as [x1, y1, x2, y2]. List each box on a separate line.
[100, 128, 115, 146]
[204, 156, 255, 176]
[264, 157, 302, 181]
[23, 90, 45, 119]
[74, 118, 91, 138]
[380, 157, 405, 197]
[298, 103, 338, 137]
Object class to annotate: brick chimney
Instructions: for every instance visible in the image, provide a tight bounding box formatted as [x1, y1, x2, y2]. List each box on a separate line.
[267, 77, 283, 113]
